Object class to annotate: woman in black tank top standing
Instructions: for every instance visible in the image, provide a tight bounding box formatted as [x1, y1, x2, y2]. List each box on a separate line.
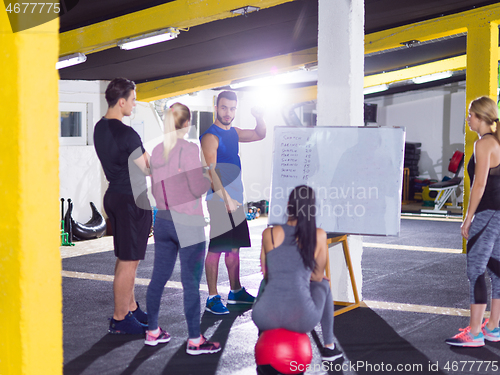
[447, 96, 500, 347]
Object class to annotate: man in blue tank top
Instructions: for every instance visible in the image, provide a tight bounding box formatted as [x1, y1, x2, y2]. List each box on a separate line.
[200, 91, 266, 314]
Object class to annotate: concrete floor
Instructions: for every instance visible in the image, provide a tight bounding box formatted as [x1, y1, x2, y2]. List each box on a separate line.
[62, 215, 500, 375]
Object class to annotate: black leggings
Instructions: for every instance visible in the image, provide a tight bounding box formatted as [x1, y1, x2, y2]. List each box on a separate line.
[467, 210, 500, 304]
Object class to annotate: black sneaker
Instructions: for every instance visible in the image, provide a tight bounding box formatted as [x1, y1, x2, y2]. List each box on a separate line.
[186, 336, 221, 355]
[132, 302, 148, 326]
[321, 344, 343, 361]
[109, 312, 146, 335]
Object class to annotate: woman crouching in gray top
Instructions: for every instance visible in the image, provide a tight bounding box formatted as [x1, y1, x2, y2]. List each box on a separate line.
[252, 185, 343, 362]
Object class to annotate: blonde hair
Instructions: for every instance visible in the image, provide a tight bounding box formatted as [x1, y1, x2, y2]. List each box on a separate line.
[470, 96, 500, 141]
[163, 102, 191, 161]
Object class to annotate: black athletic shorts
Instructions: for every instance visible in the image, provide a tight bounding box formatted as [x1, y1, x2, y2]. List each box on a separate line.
[104, 190, 152, 261]
[207, 199, 251, 253]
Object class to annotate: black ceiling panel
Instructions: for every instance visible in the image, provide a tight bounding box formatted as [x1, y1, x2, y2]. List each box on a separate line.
[58, 0, 500, 88]
[59, 0, 176, 32]
[364, 0, 499, 33]
[365, 36, 468, 75]
[59, 0, 318, 82]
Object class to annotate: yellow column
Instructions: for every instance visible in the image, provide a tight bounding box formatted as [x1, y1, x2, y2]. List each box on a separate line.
[463, 21, 499, 250]
[0, 6, 62, 375]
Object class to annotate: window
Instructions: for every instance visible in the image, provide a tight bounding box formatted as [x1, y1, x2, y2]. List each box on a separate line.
[190, 110, 214, 140]
[59, 102, 88, 146]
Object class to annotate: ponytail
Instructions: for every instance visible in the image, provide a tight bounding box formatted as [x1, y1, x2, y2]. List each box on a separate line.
[287, 185, 316, 270]
[162, 102, 191, 162]
[494, 118, 500, 143]
[163, 108, 177, 162]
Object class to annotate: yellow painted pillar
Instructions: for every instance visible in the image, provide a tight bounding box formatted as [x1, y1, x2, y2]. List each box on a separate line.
[463, 21, 499, 250]
[0, 6, 62, 375]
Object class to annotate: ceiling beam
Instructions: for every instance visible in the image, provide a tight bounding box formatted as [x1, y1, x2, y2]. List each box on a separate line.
[256, 55, 467, 104]
[364, 55, 467, 88]
[137, 50, 472, 102]
[59, 0, 295, 56]
[138, 4, 500, 101]
[196, 44, 497, 105]
[137, 45, 500, 102]
[61, 1, 500, 58]
[63, 2, 500, 101]
[365, 2, 500, 54]
[136, 47, 317, 101]
[287, 85, 317, 104]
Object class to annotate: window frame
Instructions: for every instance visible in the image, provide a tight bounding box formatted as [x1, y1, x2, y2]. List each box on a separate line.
[59, 102, 88, 146]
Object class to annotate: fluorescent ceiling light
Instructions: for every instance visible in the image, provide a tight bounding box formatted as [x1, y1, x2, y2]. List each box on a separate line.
[230, 80, 253, 90]
[56, 53, 87, 70]
[229, 70, 316, 89]
[412, 71, 453, 84]
[231, 6, 259, 16]
[363, 84, 388, 95]
[118, 28, 179, 50]
[230, 76, 275, 89]
[400, 40, 420, 48]
[303, 62, 318, 72]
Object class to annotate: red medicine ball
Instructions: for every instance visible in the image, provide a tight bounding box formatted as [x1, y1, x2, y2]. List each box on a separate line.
[255, 328, 312, 374]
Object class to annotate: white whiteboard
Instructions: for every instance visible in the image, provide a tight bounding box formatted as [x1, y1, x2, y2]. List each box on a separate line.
[269, 126, 406, 236]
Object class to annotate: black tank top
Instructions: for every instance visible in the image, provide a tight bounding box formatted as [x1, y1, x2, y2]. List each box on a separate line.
[467, 134, 500, 212]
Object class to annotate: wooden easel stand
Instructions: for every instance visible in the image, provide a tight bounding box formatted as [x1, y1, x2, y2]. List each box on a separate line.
[325, 234, 361, 316]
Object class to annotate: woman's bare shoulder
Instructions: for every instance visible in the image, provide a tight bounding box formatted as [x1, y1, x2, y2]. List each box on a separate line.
[316, 227, 327, 240]
[477, 134, 500, 148]
[262, 227, 272, 238]
[476, 136, 500, 158]
[262, 225, 284, 251]
[263, 225, 284, 236]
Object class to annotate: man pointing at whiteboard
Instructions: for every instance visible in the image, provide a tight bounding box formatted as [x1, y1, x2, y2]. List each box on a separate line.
[200, 91, 266, 314]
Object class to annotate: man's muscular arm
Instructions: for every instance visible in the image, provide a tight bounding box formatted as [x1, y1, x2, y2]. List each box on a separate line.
[235, 107, 266, 142]
[201, 133, 241, 212]
[133, 151, 151, 175]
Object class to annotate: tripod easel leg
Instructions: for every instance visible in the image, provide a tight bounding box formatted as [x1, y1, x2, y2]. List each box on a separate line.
[325, 235, 360, 316]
